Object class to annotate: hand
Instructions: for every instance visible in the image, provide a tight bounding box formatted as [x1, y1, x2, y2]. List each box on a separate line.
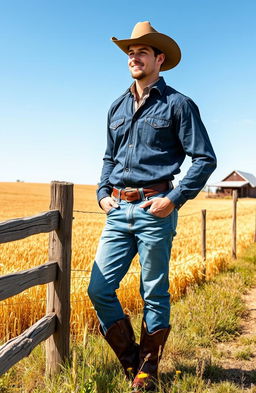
[99, 196, 119, 214]
[140, 197, 175, 218]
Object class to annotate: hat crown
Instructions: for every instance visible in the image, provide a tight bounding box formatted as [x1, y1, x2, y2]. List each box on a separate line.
[130, 21, 158, 39]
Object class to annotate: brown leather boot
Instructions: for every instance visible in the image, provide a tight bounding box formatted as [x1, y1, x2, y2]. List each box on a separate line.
[99, 315, 139, 379]
[132, 320, 171, 391]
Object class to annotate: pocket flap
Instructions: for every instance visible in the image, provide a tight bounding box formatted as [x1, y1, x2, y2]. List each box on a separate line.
[145, 117, 170, 128]
[109, 118, 125, 130]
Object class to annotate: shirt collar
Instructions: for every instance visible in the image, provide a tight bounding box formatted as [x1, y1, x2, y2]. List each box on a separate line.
[129, 76, 166, 97]
[152, 76, 166, 95]
[130, 78, 157, 97]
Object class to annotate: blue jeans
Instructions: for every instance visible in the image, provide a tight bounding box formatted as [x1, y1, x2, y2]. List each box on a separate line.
[88, 193, 178, 334]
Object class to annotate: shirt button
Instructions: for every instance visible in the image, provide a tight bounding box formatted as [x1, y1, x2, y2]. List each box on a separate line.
[128, 144, 133, 148]
[125, 168, 129, 172]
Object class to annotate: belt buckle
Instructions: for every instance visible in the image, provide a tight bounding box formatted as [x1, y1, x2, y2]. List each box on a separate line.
[124, 187, 137, 202]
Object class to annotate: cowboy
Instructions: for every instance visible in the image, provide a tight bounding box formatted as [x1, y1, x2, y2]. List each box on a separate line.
[88, 21, 217, 391]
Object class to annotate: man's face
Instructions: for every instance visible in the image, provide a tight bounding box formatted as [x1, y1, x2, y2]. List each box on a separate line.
[128, 45, 164, 81]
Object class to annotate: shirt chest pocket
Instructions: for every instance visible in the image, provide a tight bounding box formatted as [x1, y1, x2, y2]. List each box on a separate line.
[143, 117, 171, 149]
[109, 118, 125, 131]
[109, 118, 126, 145]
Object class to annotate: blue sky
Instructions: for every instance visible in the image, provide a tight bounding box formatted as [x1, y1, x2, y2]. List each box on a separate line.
[0, 0, 255, 187]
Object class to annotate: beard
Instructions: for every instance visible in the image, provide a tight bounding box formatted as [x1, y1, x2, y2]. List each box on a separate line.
[129, 61, 147, 80]
[130, 69, 146, 80]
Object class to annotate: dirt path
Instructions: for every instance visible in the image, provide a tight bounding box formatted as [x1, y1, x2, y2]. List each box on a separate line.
[214, 286, 256, 387]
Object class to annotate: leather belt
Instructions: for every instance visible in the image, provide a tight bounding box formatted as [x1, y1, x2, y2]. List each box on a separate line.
[112, 181, 171, 202]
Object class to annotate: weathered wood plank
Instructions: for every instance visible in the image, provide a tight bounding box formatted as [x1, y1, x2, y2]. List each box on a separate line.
[46, 181, 73, 375]
[0, 210, 59, 244]
[0, 262, 58, 301]
[0, 313, 56, 376]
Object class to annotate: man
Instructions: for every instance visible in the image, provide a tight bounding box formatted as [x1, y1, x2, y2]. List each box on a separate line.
[88, 21, 216, 391]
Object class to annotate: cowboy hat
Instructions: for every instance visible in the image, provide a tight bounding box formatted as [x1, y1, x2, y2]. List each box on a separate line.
[111, 21, 181, 71]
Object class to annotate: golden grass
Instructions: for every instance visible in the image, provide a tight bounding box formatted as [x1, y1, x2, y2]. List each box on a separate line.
[0, 182, 255, 341]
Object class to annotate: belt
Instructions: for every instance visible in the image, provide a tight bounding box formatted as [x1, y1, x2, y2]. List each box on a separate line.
[112, 181, 171, 202]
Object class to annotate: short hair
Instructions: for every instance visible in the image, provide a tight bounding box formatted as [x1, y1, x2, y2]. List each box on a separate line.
[151, 46, 164, 57]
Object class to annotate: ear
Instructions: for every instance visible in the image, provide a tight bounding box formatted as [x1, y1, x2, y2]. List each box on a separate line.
[157, 53, 165, 68]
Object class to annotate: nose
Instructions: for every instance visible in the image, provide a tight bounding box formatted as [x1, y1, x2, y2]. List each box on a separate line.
[128, 53, 141, 65]
[129, 53, 136, 62]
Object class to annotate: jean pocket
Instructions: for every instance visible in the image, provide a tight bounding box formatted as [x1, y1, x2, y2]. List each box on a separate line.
[144, 206, 164, 219]
[106, 205, 121, 216]
[106, 207, 115, 216]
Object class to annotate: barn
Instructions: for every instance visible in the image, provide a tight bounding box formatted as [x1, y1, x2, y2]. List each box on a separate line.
[215, 170, 256, 198]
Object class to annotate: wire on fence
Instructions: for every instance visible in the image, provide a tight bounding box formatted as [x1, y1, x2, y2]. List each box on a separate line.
[207, 207, 232, 213]
[174, 233, 199, 241]
[73, 205, 254, 218]
[0, 299, 47, 306]
[73, 209, 200, 218]
[177, 212, 199, 218]
[73, 209, 105, 215]
[71, 269, 91, 273]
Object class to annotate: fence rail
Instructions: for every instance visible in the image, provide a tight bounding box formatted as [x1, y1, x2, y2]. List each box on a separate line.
[0, 181, 73, 377]
[0, 210, 59, 243]
[0, 261, 58, 301]
[0, 313, 56, 376]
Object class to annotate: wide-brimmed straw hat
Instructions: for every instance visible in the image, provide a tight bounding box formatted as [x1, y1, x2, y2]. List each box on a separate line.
[111, 21, 181, 71]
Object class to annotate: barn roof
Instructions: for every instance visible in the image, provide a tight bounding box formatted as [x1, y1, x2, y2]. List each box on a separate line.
[236, 170, 256, 187]
[215, 181, 248, 188]
[221, 170, 256, 188]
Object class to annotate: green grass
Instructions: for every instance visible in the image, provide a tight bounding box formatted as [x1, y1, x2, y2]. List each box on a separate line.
[234, 347, 254, 361]
[1, 244, 256, 393]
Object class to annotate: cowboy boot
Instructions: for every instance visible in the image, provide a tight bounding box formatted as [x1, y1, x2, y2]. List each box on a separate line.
[132, 320, 171, 391]
[99, 315, 140, 379]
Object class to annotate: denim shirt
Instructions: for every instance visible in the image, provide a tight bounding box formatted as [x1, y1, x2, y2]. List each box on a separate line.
[97, 77, 217, 209]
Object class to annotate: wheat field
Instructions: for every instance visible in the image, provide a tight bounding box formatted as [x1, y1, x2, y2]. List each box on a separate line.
[0, 182, 255, 341]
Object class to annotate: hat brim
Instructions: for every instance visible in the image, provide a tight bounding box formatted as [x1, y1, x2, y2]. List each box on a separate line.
[111, 32, 181, 71]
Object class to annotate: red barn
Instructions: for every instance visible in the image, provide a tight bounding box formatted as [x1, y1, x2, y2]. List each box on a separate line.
[215, 170, 256, 198]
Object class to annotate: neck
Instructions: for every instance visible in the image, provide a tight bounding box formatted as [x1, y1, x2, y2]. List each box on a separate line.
[135, 74, 159, 98]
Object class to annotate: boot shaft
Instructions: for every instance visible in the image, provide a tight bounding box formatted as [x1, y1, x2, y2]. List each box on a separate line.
[139, 320, 171, 364]
[132, 320, 171, 391]
[100, 315, 139, 378]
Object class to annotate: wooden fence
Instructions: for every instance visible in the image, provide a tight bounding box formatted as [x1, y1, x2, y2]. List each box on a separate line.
[0, 181, 73, 377]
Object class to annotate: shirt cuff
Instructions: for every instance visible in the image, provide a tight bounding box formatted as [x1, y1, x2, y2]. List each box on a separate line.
[97, 187, 112, 208]
[166, 187, 187, 210]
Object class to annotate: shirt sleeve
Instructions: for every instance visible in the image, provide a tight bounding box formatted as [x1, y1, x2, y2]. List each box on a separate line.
[166, 98, 217, 209]
[96, 111, 116, 205]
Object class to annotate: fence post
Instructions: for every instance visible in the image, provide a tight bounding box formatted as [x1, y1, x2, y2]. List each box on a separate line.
[201, 209, 207, 261]
[232, 190, 238, 259]
[46, 181, 74, 375]
[201, 209, 207, 280]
